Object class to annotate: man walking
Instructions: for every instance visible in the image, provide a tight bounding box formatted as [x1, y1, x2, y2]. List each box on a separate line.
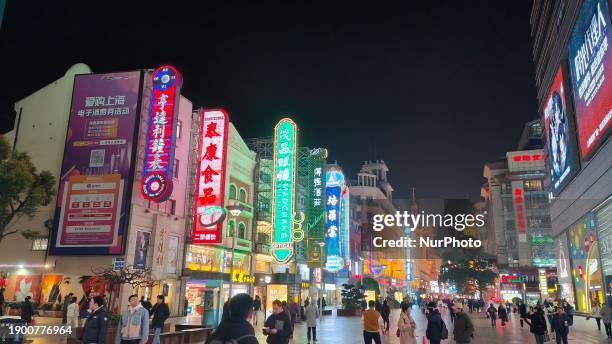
[20, 296, 35, 324]
[151, 295, 170, 344]
[425, 301, 444, 344]
[452, 302, 474, 344]
[81, 296, 108, 344]
[362, 300, 384, 344]
[519, 300, 531, 328]
[115, 294, 149, 344]
[206, 293, 258, 344]
[62, 292, 74, 324]
[252, 295, 262, 326]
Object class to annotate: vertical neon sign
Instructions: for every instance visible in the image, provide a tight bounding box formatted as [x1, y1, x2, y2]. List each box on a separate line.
[325, 168, 345, 272]
[192, 109, 229, 244]
[271, 118, 297, 263]
[141, 65, 182, 202]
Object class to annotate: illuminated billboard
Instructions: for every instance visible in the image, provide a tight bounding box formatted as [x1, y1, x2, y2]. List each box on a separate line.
[325, 168, 345, 272]
[543, 65, 580, 195]
[271, 118, 298, 263]
[192, 109, 229, 244]
[141, 65, 182, 202]
[306, 148, 327, 267]
[568, 0, 612, 160]
[50, 71, 143, 255]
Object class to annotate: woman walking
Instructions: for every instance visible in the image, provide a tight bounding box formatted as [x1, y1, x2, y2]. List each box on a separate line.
[487, 304, 497, 328]
[397, 302, 417, 344]
[590, 301, 602, 331]
[601, 302, 612, 339]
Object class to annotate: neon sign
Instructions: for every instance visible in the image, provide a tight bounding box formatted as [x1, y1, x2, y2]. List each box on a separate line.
[325, 169, 345, 272]
[271, 118, 297, 263]
[511, 181, 527, 242]
[192, 109, 229, 244]
[141, 65, 182, 202]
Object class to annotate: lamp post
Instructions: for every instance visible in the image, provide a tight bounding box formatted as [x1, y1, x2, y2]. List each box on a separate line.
[318, 241, 326, 316]
[226, 201, 245, 300]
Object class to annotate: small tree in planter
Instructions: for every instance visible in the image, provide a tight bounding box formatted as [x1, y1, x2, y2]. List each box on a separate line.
[339, 284, 365, 316]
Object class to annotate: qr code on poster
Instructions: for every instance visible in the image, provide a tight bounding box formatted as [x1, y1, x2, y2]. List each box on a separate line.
[89, 149, 105, 167]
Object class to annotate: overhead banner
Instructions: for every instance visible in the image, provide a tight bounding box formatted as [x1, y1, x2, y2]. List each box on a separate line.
[568, 0, 612, 159]
[325, 168, 345, 272]
[50, 71, 143, 255]
[543, 65, 580, 195]
[192, 109, 229, 244]
[141, 65, 182, 202]
[271, 118, 298, 263]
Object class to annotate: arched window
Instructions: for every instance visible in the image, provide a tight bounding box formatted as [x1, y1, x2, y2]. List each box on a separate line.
[239, 188, 247, 203]
[229, 184, 237, 200]
[238, 222, 247, 239]
[228, 220, 235, 237]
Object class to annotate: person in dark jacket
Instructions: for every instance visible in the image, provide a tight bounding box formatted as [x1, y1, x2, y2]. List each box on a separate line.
[20, 296, 35, 324]
[518, 301, 531, 328]
[551, 306, 571, 344]
[497, 303, 508, 326]
[151, 295, 170, 344]
[206, 293, 258, 344]
[0, 288, 5, 316]
[140, 296, 153, 314]
[253, 295, 262, 326]
[381, 300, 390, 333]
[62, 292, 74, 324]
[527, 306, 548, 344]
[263, 299, 292, 344]
[452, 303, 474, 344]
[425, 302, 443, 344]
[486, 304, 497, 328]
[81, 296, 108, 344]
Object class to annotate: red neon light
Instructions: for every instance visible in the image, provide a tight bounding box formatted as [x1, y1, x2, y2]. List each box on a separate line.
[513, 187, 526, 233]
[141, 66, 182, 202]
[513, 156, 521, 161]
[192, 109, 229, 244]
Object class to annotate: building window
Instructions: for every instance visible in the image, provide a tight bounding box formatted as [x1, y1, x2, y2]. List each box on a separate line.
[174, 159, 180, 178]
[239, 188, 247, 203]
[257, 232, 270, 244]
[32, 238, 48, 251]
[238, 222, 247, 239]
[169, 199, 176, 215]
[176, 120, 182, 139]
[229, 184, 237, 200]
[228, 220, 235, 237]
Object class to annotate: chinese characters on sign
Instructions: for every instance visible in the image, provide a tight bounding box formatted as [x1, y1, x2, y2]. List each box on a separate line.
[193, 110, 229, 244]
[511, 181, 527, 243]
[325, 169, 345, 272]
[271, 118, 298, 263]
[141, 66, 182, 202]
[50, 71, 142, 256]
[306, 148, 327, 267]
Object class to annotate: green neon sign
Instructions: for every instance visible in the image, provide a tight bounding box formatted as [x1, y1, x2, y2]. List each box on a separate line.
[271, 118, 297, 263]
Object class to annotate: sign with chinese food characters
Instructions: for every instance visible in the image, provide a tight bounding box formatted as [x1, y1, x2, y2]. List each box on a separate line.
[50, 71, 143, 255]
[141, 65, 182, 202]
[271, 118, 298, 263]
[325, 168, 345, 272]
[193, 109, 229, 244]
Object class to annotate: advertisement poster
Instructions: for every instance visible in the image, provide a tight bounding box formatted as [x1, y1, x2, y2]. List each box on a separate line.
[166, 235, 179, 274]
[567, 212, 603, 312]
[50, 71, 143, 255]
[555, 234, 575, 304]
[568, 0, 612, 159]
[40, 275, 64, 304]
[266, 284, 288, 311]
[133, 230, 150, 270]
[543, 65, 580, 195]
[14, 275, 41, 302]
[192, 109, 229, 244]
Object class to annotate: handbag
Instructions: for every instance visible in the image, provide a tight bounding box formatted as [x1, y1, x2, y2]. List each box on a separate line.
[397, 317, 405, 337]
[543, 331, 550, 342]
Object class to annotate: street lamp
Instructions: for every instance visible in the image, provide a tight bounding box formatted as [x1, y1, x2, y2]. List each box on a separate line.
[226, 201, 246, 300]
[318, 241, 326, 317]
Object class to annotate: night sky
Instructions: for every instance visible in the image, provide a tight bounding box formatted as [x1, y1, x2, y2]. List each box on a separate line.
[0, 1, 537, 200]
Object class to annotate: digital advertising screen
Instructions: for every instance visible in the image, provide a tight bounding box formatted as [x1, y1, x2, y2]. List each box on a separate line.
[568, 0, 612, 160]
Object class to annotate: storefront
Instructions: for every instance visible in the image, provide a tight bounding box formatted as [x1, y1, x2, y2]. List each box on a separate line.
[555, 233, 575, 304]
[595, 198, 612, 303]
[567, 212, 604, 312]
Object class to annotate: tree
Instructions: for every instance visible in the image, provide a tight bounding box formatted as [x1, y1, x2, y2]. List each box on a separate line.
[340, 283, 365, 310]
[0, 135, 56, 243]
[439, 257, 497, 297]
[91, 264, 161, 313]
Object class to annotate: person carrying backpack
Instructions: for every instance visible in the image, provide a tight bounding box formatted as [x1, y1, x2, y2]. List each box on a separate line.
[425, 302, 446, 344]
[452, 302, 474, 344]
[206, 293, 258, 344]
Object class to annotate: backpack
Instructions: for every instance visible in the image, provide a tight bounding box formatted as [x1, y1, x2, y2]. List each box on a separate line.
[208, 334, 255, 344]
[440, 320, 448, 339]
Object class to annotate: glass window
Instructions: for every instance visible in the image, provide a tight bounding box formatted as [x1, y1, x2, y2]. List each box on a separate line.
[229, 184, 237, 200]
[32, 238, 48, 251]
[228, 220, 235, 237]
[239, 188, 247, 203]
[238, 222, 247, 239]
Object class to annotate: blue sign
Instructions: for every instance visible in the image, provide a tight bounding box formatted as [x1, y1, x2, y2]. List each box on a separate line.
[325, 169, 345, 272]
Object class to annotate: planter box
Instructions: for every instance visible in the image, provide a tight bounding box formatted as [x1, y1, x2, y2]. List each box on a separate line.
[337, 308, 362, 317]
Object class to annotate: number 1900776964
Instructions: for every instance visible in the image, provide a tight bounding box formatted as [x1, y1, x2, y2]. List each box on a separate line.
[8, 325, 72, 336]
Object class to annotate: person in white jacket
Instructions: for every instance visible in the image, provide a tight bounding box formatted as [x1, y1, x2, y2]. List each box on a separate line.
[66, 296, 79, 329]
[590, 302, 602, 331]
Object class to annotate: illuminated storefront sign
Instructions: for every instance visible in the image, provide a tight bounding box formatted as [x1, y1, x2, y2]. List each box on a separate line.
[141, 66, 182, 202]
[543, 65, 580, 195]
[271, 118, 298, 263]
[539, 269, 548, 297]
[568, 0, 612, 159]
[325, 169, 345, 272]
[192, 109, 229, 244]
[507, 150, 545, 172]
[511, 181, 527, 242]
[266, 284, 288, 310]
[306, 148, 327, 267]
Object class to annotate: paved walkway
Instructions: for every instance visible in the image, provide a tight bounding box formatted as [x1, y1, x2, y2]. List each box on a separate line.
[21, 306, 611, 343]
